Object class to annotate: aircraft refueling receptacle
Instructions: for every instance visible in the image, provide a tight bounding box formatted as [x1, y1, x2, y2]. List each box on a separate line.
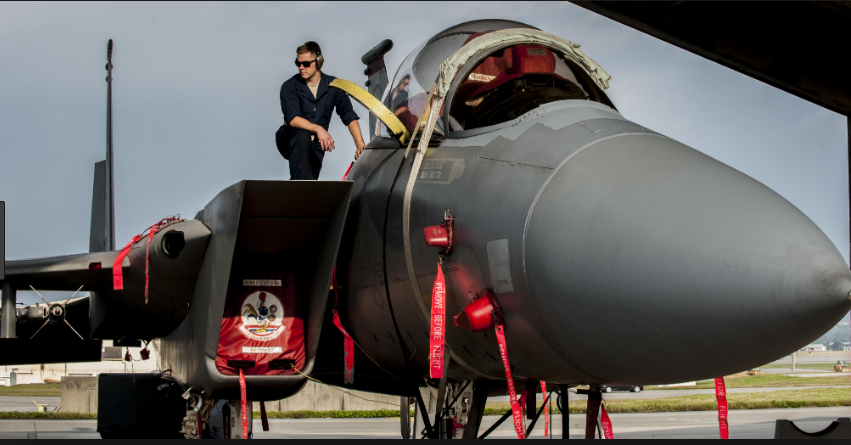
[1, 19, 850, 439]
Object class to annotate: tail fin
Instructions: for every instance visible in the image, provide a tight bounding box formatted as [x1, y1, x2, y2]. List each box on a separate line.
[90, 39, 116, 252]
[89, 161, 111, 252]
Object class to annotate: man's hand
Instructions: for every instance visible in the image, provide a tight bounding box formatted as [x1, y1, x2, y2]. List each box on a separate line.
[289, 116, 335, 151]
[348, 120, 366, 160]
[316, 127, 335, 152]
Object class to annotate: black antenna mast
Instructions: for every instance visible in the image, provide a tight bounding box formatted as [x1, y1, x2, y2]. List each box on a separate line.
[105, 39, 115, 250]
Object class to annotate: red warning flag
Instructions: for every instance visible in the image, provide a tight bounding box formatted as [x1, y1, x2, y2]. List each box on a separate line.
[113, 216, 184, 300]
[342, 161, 354, 180]
[144, 224, 161, 303]
[113, 235, 141, 290]
[239, 369, 248, 439]
[332, 309, 355, 384]
[541, 381, 550, 437]
[715, 377, 729, 439]
[495, 324, 526, 439]
[600, 403, 614, 439]
[428, 263, 446, 379]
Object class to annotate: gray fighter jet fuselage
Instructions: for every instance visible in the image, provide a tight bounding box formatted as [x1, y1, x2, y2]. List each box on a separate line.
[2, 19, 850, 439]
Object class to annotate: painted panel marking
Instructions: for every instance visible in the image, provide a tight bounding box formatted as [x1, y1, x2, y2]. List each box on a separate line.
[243, 279, 282, 286]
[487, 239, 514, 294]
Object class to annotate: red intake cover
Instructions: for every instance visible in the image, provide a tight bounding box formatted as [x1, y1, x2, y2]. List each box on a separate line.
[215, 272, 305, 376]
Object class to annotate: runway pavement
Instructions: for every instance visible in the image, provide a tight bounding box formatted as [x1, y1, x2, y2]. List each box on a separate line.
[762, 367, 826, 374]
[0, 385, 847, 412]
[0, 396, 61, 413]
[0, 407, 847, 439]
[772, 355, 850, 364]
[788, 373, 849, 378]
[491, 385, 850, 402]
[2, 384, 847, 412]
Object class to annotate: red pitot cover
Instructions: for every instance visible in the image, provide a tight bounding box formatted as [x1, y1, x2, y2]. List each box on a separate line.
[215, 272, 305, 375]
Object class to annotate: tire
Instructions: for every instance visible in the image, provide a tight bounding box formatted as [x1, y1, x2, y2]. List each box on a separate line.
[604, 386, 612, 393]
[632, 386, 641, 393]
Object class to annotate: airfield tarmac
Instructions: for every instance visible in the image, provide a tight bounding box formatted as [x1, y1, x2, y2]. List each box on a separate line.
[1, 357, 847, 437]
[0, 407, 848, 439]
[2, 385, 846, 413]
[773, 355, 851, 364]
[489, 385, 851, 403]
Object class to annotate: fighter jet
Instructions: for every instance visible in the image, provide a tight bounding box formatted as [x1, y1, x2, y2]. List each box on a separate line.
[2, 19, 850, 439]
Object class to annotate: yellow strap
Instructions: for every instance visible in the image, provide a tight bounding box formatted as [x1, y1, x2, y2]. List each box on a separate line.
[329, 78, 411, 145]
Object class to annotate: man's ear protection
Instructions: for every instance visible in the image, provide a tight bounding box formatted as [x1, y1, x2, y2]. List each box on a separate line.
[307, 41, 324, 70]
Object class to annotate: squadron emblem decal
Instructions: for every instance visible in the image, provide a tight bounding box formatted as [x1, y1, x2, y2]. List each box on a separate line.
[239, 291, 285, 341]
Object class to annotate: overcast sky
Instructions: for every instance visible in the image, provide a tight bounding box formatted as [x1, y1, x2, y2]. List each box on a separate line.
[1, 2, 849, 308]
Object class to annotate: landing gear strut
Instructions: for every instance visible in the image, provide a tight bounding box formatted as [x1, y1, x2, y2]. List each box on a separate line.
[407, 379, 479, 439]
[576, 385, 604, 439]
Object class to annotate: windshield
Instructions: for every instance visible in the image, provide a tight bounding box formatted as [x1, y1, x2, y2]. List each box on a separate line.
[380, 20, 538, 136]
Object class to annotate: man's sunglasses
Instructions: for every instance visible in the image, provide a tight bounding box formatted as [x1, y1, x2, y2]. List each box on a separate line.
[295, 59, 316, 68]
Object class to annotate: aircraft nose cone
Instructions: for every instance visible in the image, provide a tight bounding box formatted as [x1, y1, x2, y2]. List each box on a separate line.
[524, 133, 851, 384]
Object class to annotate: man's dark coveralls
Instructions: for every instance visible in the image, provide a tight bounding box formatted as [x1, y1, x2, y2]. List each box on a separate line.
[276, 72, 360, 180]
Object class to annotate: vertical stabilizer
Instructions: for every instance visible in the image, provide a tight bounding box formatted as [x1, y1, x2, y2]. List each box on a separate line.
[89, 161, 108, 252]
[91, 40, 115, 252]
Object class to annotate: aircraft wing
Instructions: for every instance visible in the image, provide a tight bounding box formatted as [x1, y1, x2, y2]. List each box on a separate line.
[4, 250, 124, 292]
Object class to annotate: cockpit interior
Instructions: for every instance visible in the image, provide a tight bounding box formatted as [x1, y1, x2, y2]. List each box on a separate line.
[379, 20, 615, 137]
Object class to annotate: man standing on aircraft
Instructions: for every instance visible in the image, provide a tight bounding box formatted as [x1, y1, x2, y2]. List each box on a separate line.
[276, 41, 365, 180]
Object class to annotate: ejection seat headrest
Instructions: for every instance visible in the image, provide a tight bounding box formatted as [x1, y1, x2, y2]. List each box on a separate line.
[469, 45, 556, 98]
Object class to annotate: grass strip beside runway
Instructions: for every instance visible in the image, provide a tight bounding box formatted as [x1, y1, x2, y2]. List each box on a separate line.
[0, 383, 60, 397]
[0, 410, 407, 420]
[2, 372, 845, 398]
[0, 412, 95, 419]
[1, 388, 846, 419]
[759, 363, 843, 370]
[646, 373, 851, 390]
[259, 387, 850, 417]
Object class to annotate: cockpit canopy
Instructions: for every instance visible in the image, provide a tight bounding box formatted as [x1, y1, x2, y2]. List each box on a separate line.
[382, 20, 615, 136]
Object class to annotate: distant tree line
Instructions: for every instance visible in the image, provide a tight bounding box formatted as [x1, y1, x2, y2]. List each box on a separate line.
[813, 315, 851, 350]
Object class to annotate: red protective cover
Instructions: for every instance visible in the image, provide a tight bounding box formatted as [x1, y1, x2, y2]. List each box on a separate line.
[452, 48, 513, 117]
[462, 31, 512, 85]
[423, 225, 450, 248]
[453, 296, 496, 333]
[470, 45, 556, 98]
[215, 272, 305, 375]
[512, 45, 555, 76]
